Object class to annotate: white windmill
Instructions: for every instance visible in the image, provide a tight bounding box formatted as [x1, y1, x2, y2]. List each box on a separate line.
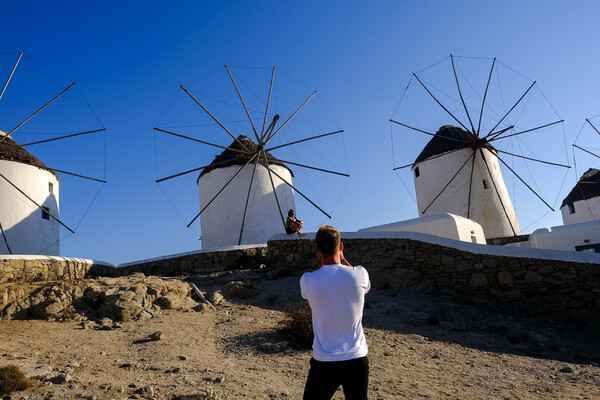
[0, 52, 106, 255]
[155, 66, 348, 249]
[392, 55, 570, 240]
[0, 131, 61, 254]
[564, 118, 600, 225]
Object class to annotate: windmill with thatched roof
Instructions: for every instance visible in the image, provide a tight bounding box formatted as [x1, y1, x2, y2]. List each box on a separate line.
[0, 131, 62, 254]
[0, 52, 106, 255]
[392, 55, 570, 240]
[154, 66, 348, 249]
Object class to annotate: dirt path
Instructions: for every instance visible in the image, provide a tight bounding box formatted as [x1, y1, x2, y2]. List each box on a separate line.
[1, 273, 599, 399]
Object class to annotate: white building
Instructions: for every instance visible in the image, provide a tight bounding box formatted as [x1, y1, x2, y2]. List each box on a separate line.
[560, 168, 600, 225]
[528, 220, 600, 253]
[358, 212, 486, 244]
[198, 135, 295, 249]
[413, 125, 520, 239]
[0, 131, 60, 255]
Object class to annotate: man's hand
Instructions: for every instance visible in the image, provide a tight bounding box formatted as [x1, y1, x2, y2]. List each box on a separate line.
[340, 251, 352, 267]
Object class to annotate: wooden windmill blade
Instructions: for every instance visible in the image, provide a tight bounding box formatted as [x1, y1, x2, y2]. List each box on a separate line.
[391, 55, 570, 239]
[154, 66, 349, 248]
[0, 52, 107, 255]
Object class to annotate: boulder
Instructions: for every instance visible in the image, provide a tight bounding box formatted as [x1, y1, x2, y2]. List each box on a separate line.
[221, 281, 258, 299]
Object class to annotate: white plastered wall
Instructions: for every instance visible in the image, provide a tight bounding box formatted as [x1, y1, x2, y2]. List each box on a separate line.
[198, 163, 295, 249]
[561, 197, 600, 225]
[358, 212, 486, 244]
[413, 147, 520, 239]
[0, 160, 60, 255]
[529, 219, 600, 252]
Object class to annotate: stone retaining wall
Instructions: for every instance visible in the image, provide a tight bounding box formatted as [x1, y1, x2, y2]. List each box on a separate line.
[0, 257, 115, 283]
[117, 246, 269, 276]
[267, 233, 600, 321]
[2, 232, 599, 321]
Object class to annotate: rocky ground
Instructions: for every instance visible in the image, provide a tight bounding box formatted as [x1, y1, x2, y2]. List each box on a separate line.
[1, 267, 599, 399]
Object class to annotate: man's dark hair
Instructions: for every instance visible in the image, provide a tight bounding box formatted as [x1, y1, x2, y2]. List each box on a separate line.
[315, 225, 341, 255]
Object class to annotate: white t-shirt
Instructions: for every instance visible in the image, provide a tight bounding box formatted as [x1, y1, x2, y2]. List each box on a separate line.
[300, 264, 370, 362]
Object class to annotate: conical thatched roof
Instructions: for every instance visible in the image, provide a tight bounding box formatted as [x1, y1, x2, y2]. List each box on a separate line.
[199, 135, 294, 179]
[0, 131, 59, 180]
[561, 168, 600, 207]
[414, 125, 478, 165]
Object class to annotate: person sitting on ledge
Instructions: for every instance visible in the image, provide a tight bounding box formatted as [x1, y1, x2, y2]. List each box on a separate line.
[285, 209, 304, 234]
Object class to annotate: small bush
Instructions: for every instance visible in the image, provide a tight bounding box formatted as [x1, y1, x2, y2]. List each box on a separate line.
[280, 302, 313, 349]
[0, 365, 31, 395]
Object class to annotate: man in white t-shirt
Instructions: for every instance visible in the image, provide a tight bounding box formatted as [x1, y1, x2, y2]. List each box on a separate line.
[300, 225, 370, 400]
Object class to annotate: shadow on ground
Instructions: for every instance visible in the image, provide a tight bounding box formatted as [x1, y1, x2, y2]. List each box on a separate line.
[189, 268, 600, 367]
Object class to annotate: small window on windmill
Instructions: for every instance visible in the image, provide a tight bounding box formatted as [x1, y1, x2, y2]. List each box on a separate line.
[414, 167, 420, 178]
[49, 182, 53, 194]
[568, 203, 575, 214]
[482, 179, 490, 189]
[41, 206, 50, 220]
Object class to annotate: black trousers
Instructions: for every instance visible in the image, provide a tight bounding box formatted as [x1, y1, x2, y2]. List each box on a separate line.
[302, 356, 369, 400]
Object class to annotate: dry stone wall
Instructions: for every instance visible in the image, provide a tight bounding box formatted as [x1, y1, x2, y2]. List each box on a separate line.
[0, 257, 115, 283]
[267, 233, 600, 322]
[117, 246, 269, 276]
[2, 232, 599, 322]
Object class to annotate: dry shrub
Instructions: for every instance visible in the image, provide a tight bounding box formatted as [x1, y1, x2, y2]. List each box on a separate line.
[62, 305, 74, 320]
[0, 365, 31, 395]
[280, 302, 313, 349]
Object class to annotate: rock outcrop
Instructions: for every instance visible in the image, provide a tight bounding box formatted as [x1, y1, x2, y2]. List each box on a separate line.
[0, 273, 197, 322]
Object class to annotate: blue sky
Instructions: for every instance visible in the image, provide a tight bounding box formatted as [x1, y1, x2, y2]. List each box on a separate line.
[1, 1, 599, 265]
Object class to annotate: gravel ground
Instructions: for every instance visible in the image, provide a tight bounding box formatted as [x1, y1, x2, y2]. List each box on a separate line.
[1, 270, 599, 400]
